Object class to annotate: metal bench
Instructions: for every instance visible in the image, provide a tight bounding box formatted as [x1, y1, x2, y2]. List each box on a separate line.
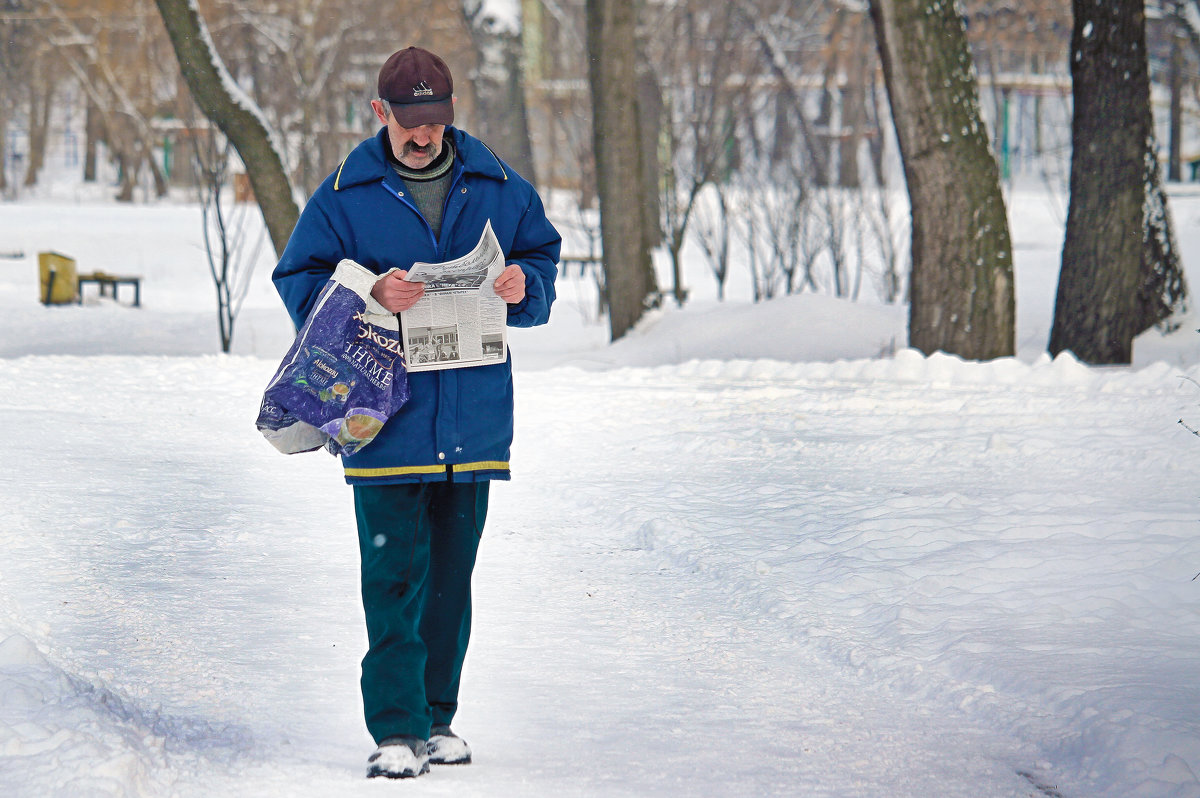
[559, 255, 603, 277]
[77, 271, 142, 307]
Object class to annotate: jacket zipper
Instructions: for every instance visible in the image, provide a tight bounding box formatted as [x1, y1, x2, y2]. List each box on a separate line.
[381, 175, 466, 470]
[384, 184, 438, 251]
[383, 169, 466, 259]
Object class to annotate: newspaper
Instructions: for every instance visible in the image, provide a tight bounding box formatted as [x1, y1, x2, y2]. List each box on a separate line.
[399, 220, 508, 372]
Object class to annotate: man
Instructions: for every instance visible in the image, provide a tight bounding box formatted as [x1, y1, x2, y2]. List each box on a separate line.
[272, 46, 560, 779]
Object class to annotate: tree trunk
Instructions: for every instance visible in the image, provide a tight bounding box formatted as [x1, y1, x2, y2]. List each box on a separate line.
[146, 142, 169, 198]
[813, 10, 845, 189]
[867, 70, 887, 187]
[153, 0, 299, 257]
[1050, 0, 1187, 364]
[0, 108, 7, 194]
[84, 96, 101, 183]
[637, 57, 664, 260]
[868, 0, 1015, 360]
[586, 0, 659, 340]
[838, 16, 871, 190]
[23, 79, 54, 188]
[503, 33, 538, 185]
[115, 151, 137, 202]
[1169, 27, 1183, 183]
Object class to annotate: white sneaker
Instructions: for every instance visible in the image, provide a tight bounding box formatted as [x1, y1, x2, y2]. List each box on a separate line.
[427, 728, 472, 765]
[367, 738, 430, 779]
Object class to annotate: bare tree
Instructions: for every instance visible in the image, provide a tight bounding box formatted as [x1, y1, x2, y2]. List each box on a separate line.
[869, 0, 1016, 360]
[191, 123, 267, 352]
[460, 0, 538, 181]
[811, 5, 876, 189]
[693, 183, 732, 301]
[646, 0, 752, 307]
[836, 12, 874, 189]
[20, 39, 56, 188]
[736, 0, 834, 188]
[0, 0, 29, 194]
[214, 0, 368, 197]
[202, 0, 482, 199]
[1153, 0, 1200, 184]
[817, 187, 851, 297]
[861, 186, 909, 304]
[154, 0, 298, 257]
[652, 5, 725, 305]
[1050, 0, 1187, 363]
[731, 158, 798, 302]
[42, 2, 170, 200]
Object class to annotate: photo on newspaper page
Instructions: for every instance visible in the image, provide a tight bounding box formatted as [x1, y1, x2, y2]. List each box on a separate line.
[399, 220, 508, 372]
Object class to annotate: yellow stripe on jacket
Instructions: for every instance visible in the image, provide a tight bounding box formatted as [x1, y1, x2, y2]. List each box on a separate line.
[343, 461, 510, 478]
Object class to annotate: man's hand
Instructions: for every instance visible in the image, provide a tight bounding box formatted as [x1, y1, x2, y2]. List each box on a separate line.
[493, 263, 526, 304]
[371, 270, 425, 313]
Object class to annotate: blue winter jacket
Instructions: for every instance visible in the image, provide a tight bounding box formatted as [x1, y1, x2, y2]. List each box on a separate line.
[272, 126, 561, 485]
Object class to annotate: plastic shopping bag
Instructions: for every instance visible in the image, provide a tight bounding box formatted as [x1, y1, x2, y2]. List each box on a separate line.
[256, 259, 409, 456]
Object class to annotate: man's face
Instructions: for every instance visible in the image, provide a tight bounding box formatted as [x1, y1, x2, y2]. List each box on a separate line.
[371, 100, 445, 170]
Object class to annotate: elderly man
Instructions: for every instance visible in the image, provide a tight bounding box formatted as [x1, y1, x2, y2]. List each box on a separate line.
[272, 46, 560, 779]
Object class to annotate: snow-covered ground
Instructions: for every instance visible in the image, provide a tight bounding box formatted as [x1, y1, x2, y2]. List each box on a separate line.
[2, 182, 1200, 798]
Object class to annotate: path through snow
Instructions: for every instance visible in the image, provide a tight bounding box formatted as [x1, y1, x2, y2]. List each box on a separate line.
[2, 351, 1199, 796]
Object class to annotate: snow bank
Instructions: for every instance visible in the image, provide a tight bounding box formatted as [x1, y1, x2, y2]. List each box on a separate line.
[0, 632, 215, 797]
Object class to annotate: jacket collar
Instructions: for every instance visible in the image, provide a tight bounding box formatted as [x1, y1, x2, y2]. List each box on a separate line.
[333, 127, 507, 191]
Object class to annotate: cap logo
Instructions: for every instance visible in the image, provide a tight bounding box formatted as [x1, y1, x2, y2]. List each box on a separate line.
[412, 81, 434, 98]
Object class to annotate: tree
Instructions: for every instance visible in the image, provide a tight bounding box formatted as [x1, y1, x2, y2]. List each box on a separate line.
[648, 0, 745, 307]
[153, 0, 298, 257]
[0, 0, 34, 194]
[1049, 0, 1188, 364]
[693, 183, 733, 300]
[216, 0, 358, 198]
[44, 3, 170, 201]
[737, 0, 837, 190]
[868, 0, 1016, 360]
[192, 125, 267, 353]
[586, 0, 659, 340]
[20, 36, 56, 189]
[460, 0, 537, 182]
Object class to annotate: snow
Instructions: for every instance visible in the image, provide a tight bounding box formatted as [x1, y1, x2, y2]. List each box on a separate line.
[2, 179, 1200, 798]
[480, 0, 521, 31]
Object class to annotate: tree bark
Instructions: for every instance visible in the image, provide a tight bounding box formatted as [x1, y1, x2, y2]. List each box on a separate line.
[503, 33, 538, 185]
[838, 16, 872, 189]
[1169, 26, 1183, 183]
[84, 96, 100, 183]
[637, 54, 664, 263]
[23, 77, 54, 188]
[586, 0, 659, 340]
[1050, 0, 1187, 364]
[868, 0, 1015, 360]
[153, 0, 299, 257]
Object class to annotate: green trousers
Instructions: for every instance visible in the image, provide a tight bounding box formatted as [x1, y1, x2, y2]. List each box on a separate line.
[353, 480, 489, 744]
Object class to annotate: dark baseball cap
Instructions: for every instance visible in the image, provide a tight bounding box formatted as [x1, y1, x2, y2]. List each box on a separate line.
[378, 47, 454, 128]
